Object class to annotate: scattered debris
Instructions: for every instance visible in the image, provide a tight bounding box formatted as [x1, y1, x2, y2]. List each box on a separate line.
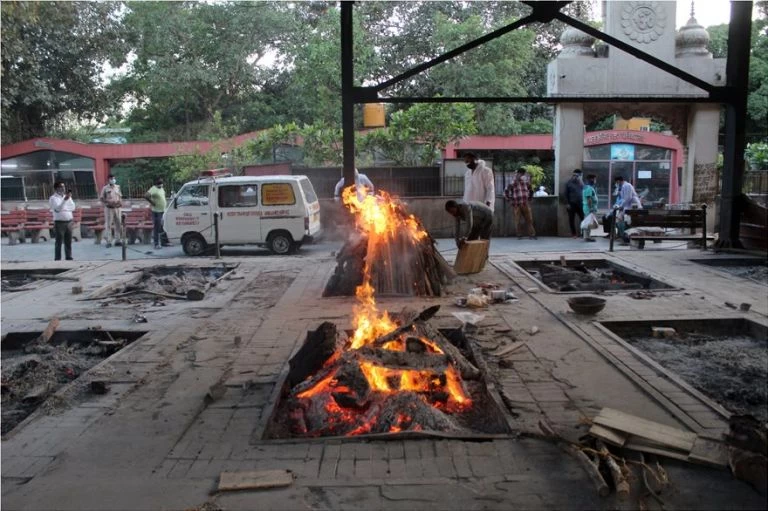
[217, 470, 293, 492]
[651, 327, 676, 338]
[628, 290, 656, 300]
[491, 341, 526, 357]
[452, 312, 486, 326]
[725, 302, 738, 309]
[740, 303, 752, 312]
[71, 285, 83, 295]
[529, 326, 540, 336]
[133, 314, 148, 323]
[90, 381, 109, 395]
[588, 408, 729, 467]
[526, 287, 539, 294]
[204, 382, 227, 405]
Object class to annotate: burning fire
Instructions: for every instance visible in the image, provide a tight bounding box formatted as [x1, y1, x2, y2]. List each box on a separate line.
[293, 186, 471, 436]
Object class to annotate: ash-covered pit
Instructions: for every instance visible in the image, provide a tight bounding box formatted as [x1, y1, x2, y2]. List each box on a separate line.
[263, 318, 511, 440]
[690, 258, 768, 285]
[91, 264, 235, 302]
[1, 329, 146, 435]
[1, 268, 70, 292]
[515, 259, 675, 293]
[601, 319, 768, 423]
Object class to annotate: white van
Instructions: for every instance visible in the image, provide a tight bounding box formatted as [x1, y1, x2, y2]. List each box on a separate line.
[164, 174, 321, 256]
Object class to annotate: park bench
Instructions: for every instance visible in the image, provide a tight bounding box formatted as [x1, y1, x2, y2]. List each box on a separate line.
[79, 206, 106, 244]
[1, 209, 27, 245]
[24, 207, 52, 243]
[124, 207, 154, 244]
[609, 204, 711, 250]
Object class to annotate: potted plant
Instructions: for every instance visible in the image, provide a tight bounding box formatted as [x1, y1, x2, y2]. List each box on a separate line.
[745, 142, 768, 170]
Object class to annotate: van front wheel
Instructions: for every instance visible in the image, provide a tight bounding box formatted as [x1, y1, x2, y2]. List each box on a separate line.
[182, 233, 208, 256]
[267, 231, 296, 255]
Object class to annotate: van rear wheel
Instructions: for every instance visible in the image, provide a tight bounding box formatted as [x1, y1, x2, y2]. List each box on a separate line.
[182, 233, 207, 256]
[267, 231, 296, 255]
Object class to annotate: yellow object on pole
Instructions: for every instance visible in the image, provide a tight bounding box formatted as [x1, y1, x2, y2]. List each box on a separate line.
[363, 103, 386, 128]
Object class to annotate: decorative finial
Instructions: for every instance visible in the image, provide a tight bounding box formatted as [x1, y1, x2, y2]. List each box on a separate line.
[690, 0, 695, 19]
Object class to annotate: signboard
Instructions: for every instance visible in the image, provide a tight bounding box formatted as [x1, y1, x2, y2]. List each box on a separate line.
[637, 170, 652, 179]
[262, 183, 296, 206]
[611, 144, 635, 161]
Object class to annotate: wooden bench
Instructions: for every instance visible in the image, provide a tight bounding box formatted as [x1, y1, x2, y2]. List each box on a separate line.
[1, 209, 27, 245]
[24, 208, 52, 243]
[79, 207, 106, 244]
[71, 208, 83, 242]
[611, 204, 711, 250]
[124, 207, 154, 244]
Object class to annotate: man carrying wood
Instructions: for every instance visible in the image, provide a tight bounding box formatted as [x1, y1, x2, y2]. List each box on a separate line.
[445, 199, 493, 248]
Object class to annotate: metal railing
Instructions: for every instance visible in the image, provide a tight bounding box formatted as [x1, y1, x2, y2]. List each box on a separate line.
[744, 170, 768, 195]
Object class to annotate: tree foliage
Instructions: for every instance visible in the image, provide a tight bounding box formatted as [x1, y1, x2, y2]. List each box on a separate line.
[1, 1, 127, 144]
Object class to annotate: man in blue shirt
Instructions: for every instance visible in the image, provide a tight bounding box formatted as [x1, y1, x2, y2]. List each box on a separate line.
[582, 174, 598, 242]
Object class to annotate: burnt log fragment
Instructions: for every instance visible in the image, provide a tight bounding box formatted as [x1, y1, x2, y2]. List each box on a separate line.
[287, 322, 339, 388]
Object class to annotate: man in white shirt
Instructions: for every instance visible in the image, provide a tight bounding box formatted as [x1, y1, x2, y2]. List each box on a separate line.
[334, 169, 375, 202]
[613, 176, 643, 242]
[100, 173, 123, 247]
[49, 181, 76, 260]
[462, 153, 495, 212]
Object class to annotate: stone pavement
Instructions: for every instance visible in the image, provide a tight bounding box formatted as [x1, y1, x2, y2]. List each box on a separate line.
[1, 235, 766, 510]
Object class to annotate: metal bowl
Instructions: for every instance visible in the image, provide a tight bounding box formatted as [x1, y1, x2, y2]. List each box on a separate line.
[567, 296, 606, 315]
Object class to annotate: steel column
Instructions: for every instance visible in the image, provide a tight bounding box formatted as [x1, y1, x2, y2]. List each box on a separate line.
[341, 1, 355, 188]
[717, 1, 753, 248]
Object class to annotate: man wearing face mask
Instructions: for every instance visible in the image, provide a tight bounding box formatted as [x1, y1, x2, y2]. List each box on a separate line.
[145, 179, 167, 250]
[462, 153, 495, 212]
[100, 174, 123, 247]
[49, 181, 76, 260]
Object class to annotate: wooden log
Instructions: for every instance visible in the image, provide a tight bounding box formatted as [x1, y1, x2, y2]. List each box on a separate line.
[566, 445, 611, 498]
[370, 305, 440, 348]
[85, 272, 145, 300]
[354, 346, 450, 372]
[287, 322, 339, 388]
[596, 440, 630, 500]
[414, 322, 481, 381]
[38, 317, 60, 343]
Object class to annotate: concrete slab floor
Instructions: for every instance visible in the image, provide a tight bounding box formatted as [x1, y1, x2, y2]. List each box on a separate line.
[1, 236, 766, 510]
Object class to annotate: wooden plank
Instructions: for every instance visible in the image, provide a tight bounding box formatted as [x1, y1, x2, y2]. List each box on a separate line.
[593, 408, 697, 452]
[589, 424, 628, 447]
[218, 470, 293, 491]
[491, 341, 526, 357]
[688, 436, 729, 468]
[453, 240, 489, 275]
[39, 317, 60, 343]
[624, 439, 690, 462]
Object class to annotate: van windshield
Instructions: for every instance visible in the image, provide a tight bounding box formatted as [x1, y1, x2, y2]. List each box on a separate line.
[299, 178, 318, 203]
[175, 184, 209, 207]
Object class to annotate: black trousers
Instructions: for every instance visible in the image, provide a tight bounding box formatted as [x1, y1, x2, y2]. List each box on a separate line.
[54, 220, 73, 260]
[468, 218, 493, 241]
[567, 203, 585, 236]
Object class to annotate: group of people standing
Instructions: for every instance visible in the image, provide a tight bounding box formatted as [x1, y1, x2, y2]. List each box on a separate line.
[446, 154, 643, 247]
[565, 169, 642, 242]
[445, 152, 539, 248]
[47, 176, 169, 260]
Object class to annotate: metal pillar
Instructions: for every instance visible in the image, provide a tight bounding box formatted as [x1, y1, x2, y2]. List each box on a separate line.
[717, 1, 753, 248]
[340, 1, 355, 189]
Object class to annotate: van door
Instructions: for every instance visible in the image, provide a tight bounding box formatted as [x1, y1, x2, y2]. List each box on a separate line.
[260, 181, 302, 243]
[216, 183, 261, 243]
[167, 183, 213, 242]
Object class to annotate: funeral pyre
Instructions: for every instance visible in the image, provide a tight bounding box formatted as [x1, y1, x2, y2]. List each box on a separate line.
[323, 188, 455, 297]
[270, 187, 495, 438]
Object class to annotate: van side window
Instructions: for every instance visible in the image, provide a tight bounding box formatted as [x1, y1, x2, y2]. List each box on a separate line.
[176, 185, 209, 207]
[219, 184, 259, 208]
[262, 183, 296, 206]
[299, 178, 318, 203]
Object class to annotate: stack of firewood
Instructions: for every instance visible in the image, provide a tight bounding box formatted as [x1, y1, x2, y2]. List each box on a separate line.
[323, 215, 455, 297]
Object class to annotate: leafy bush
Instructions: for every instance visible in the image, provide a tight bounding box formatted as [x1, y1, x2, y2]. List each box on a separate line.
[745, 142, 768, 170]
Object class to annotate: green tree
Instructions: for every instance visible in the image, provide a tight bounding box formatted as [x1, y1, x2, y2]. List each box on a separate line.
[116, 1, 292, 141]
[1, 1, 127, 144]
